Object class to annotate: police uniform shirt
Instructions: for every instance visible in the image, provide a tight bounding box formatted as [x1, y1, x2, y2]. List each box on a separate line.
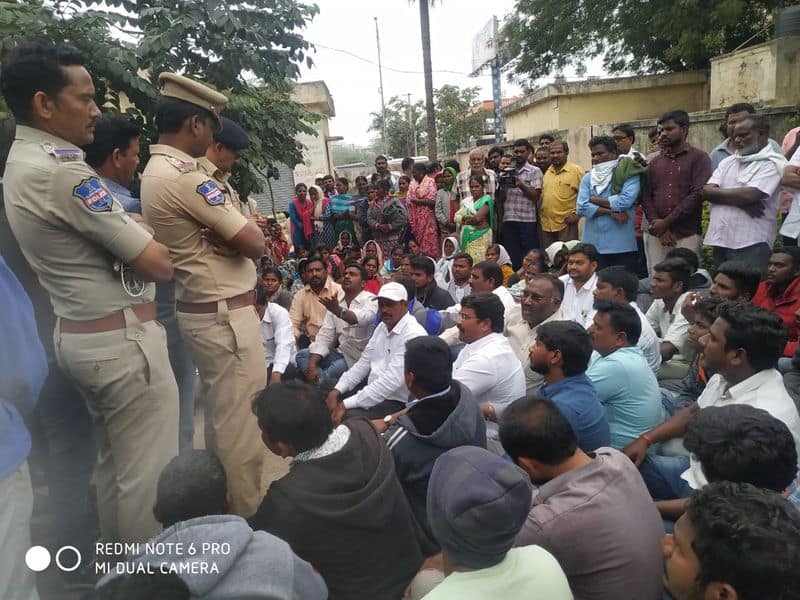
[141, 145, 257, 303]
[4, 125, 155, 320]
[197, 157, 254, 217]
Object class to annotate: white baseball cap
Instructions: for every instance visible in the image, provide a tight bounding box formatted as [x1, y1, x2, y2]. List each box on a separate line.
[375, 282, 408, 302]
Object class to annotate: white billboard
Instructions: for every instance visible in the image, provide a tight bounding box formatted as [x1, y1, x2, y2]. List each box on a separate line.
[471, 16, 498, 73]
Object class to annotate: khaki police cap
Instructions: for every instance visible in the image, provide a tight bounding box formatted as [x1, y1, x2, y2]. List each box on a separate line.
[158, 72, 228, 121]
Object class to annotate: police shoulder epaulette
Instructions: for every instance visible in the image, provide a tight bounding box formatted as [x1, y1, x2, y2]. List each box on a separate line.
[165, 156, 197, 174]
[41, 142, 82, 163]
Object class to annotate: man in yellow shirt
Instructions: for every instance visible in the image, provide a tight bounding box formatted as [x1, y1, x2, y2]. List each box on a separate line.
[540, 140, 584, 248]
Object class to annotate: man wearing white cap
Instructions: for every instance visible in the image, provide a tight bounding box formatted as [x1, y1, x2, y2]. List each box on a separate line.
[142, 73, 268, 518]
[327, 281, 427, 422]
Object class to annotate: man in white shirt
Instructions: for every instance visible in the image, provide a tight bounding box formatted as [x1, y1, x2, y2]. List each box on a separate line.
[295, 262, 376, 388]
[327, 282, 426, 422]
[624, 303, 800, 501]
[704, 115, 787, 274]
[505, 274, 567, 392]
[559, 243, 599, 328]
[780, 144, 800, 243]
[594, 266, 661, 373]
[439, 261, 514, 346]
[255, 285, 295, 384]
[453, 293, 526, 451]
[646, 258, 695, 382]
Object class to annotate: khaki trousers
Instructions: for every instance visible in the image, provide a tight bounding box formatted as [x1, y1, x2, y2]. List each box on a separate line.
[643, 232, 702, 276]
[177, 303, 267, 518]
[0, 463, 38, 600]
[55, 313, 179, 544]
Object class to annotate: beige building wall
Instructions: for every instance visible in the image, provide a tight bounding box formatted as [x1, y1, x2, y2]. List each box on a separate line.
[504, 71, 709, 142]
[291, 81, 338, 187]
[710, 35, 800, 109]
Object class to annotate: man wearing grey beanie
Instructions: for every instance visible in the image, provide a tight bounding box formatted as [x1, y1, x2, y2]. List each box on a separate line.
[419, 446, 573, 599]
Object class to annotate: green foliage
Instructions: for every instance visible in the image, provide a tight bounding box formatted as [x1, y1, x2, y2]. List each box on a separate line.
[0, 0, 321, 196]
[503, 0, 795, 83]
[435, 84, 486, 155]
[331, 144, 375, 167]
[369, 95, 427, 158]
[369, 84, 487, 159]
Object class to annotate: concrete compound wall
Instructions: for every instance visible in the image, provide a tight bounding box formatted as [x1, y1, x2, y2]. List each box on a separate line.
[457, 106, 798, 173]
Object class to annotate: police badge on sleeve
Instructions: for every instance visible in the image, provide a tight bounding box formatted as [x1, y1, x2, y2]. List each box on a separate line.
[197, 180, 225, 206]
[73, 177, 113, 212]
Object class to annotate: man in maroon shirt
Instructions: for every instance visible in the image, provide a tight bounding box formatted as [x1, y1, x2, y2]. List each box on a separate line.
[642, 110, 712, 274]
[753, 247, 800, 357]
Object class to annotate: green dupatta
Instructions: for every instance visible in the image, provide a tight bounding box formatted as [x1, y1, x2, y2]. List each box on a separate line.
[460, 194, 495, 248]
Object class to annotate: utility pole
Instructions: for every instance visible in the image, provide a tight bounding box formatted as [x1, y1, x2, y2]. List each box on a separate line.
[374, 17, 388, 156]
[407, 93, 418, 156]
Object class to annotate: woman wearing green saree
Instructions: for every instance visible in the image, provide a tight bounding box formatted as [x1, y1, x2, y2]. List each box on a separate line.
[456, 174, 495, 264]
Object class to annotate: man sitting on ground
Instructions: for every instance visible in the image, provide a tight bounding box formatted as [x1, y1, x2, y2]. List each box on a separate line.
[327, 281, 426, 420]
[435, 252, 472, 303]
[376, 336, 486, 554]
[439, 261, 515, 346]
[662, 482, 800, 600]
[646, 258, 696, 383]
[671, 297, 724, 410]
[410, 255, 455, 310]
[501, 396, 663, 600]
[708, 260, 761, 301]
[255, 284, 295, 384]
[97, 450, 327, 599]
[505, 274, 567, 392]
[594, 266, 661, 372]
[420, 446, 572, 600]
[529, 321, 610, 452]
[626, 303, 800, 502]
[289, 254, 342, 346]
[656, 404, 799, 521]
[587, 300, 663, 449]
[559, 243, 599, 328]
[452, 293, 525, 453]
[753, 246, 800, 358]
[251, 381, 422, 600]
[295, 261, 376, 388]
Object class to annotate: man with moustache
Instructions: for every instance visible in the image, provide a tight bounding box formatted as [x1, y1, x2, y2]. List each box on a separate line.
[327, 281, 426, 421]
[505, 274, 567, 392]
[704, 115, 787, 272]
[642, 110, 712, 273]
[539, 140, 584, 248]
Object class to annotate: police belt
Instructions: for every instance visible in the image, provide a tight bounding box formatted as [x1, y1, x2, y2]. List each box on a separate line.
[175, 290, 255, 314]
[59, 302, 157, 334]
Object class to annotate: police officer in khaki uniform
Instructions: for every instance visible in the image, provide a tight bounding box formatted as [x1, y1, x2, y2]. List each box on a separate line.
[141, 73, 268, 517]
[1, 42, 179, 544]
[200, 117, 260, 217]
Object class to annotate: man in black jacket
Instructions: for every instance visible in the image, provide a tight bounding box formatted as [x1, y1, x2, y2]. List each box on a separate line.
[251, 381, 422, 600]
[409, 255, 455, 310]
[376, 336, 487, 554]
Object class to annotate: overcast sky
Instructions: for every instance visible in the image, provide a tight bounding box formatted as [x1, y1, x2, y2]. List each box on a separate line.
[297, 0, 521, 147]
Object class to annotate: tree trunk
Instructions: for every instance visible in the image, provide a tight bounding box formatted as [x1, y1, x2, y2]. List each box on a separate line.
[419, 0, 437, 161]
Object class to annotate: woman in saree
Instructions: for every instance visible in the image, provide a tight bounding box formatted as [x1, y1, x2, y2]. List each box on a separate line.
[309, 184, 335, 249]
[267, 222, 290, 264]
[456, 174, 495, 265]
[406, 162, 440, 259]
[288, 182, 313, 253]
[379, 244, 403, 279]
[368, 180, 408, 259]
[434, 167, 459, 238]
[485, 243, 514, 286]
